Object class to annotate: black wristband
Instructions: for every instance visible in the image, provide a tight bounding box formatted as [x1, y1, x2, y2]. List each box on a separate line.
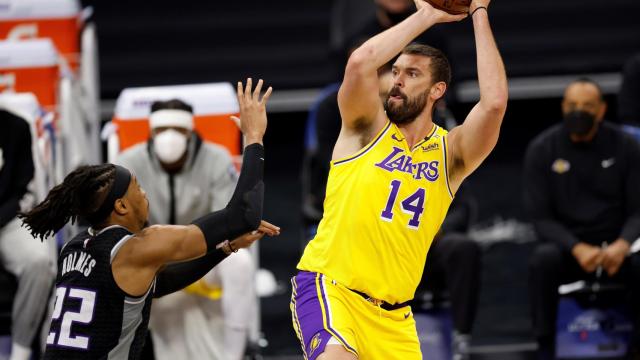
[470, 6, 487, 17]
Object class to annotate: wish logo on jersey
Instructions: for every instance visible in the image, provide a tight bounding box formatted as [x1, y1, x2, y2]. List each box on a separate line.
[375, 146, 439, 181]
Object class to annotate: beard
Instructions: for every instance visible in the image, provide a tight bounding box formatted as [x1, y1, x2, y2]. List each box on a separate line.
[384, 86, 428, 125]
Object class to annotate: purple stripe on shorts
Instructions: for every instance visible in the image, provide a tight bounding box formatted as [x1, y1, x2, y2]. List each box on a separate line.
[291, 271, 333, 360]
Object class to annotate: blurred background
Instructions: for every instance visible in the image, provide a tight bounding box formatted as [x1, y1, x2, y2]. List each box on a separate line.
[1, 0, 640, 359]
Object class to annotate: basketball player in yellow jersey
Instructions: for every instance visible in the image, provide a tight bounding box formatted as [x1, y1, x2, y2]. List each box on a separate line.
[291, 0, 507, 359]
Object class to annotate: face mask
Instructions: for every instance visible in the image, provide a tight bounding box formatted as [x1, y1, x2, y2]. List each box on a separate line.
[153, 129, 188, 164]
[563, 110, 596, 137]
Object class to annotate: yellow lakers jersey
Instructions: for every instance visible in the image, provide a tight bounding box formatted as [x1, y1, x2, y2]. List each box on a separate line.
[297, 121, 454, 304]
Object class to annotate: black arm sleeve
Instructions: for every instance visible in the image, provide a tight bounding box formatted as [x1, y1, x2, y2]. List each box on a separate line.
[191, 143, 264, 251]
[523, 139, 580, 251]
[153, 249, 227, 298]
[620, 137, 640, 242]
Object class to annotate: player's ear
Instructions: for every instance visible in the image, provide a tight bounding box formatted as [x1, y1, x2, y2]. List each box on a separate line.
[430, 82, 447, 101]
[113, 198, 128, 216]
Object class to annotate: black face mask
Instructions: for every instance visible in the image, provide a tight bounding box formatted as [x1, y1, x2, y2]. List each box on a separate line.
[564, 110, 596, 136]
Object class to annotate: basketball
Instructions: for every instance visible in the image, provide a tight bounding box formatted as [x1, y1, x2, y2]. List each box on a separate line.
[424, 0, 471, 15]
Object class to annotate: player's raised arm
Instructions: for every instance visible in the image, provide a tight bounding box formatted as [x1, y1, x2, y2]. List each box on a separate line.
[113, 78, 278, 296]
[447, 0, 508, 191]
[338, 2, 466, 134]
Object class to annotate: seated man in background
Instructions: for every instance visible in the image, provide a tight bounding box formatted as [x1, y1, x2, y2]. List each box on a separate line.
[116, 99, 257, 360]
[524, 78, 640, 359]
[0, 109, 56, 360]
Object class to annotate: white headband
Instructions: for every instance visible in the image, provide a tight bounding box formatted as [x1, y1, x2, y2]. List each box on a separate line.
[149, 109, 193, 130]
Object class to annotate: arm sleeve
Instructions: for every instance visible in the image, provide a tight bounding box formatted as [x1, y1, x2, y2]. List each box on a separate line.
[620, 138, 640, 242]
[153, 249, 228, 298]
[0, 120, 34, 228]
[191, 143, 264, 251]
[523, 139, 580, 251]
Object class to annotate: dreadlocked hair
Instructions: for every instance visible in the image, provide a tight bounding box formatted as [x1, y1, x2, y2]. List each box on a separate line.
[19, 164, 116, 241]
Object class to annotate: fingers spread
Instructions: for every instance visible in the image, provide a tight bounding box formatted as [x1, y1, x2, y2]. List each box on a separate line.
[245, 78, 253, 101]
[260, 86, 273, 105]
[253, 79, 264, 101]
[237, 81, 244, 101]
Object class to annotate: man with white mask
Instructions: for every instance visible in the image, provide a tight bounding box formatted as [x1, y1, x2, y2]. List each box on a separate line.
[116, 99, 257, 360]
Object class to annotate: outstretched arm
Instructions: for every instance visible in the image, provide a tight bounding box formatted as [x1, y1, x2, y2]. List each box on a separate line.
[338, 2, 466, 134]
[153, 230, 267, 297]
[113, 79, 278, 296]
[447, 1, 508, 192]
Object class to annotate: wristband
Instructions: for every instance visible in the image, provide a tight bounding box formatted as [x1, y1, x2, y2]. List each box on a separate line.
[216, 240, 233, 255]
[228, 240, 238, 253]
[470, 6, 487, 17]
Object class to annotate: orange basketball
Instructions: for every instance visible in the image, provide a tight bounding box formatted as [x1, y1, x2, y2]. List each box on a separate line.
[424, 0, 471, 15]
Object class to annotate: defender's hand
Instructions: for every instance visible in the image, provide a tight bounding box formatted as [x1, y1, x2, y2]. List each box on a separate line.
[571, 243, 604, 273]
[229, 220, 280, 250]
[233, 78, 272, 145]
[415, 1, 468, 23]
[601, 239, 630, 276]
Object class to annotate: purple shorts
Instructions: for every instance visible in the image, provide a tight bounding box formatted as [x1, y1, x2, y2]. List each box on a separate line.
[290, 271, 357, 360]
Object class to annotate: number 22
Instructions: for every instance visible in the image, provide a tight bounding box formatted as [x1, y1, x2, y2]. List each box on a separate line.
[47, 286, 96, 349]
[381, 180, 426, 229]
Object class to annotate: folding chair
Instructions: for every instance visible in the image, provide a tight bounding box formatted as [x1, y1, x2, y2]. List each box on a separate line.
[556, 279, 634, 359]
[0, 0, 102, 164]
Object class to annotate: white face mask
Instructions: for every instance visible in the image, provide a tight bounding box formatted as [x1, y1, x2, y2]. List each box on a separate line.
[153, 129, 188, 164]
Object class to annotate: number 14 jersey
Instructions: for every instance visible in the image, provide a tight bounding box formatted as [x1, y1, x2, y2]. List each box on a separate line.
[44, 225, 154, 360]
[297, 121, 454, 305]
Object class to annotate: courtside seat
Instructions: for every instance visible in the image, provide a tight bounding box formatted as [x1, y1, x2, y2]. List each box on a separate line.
[0, 38, 98, 172]
[106, 83, 241, 163]
[556, 280, 634, 360]
[0, 39, 60, 112]
[0, 0, 103, 164]
[0, 0, 82, 70]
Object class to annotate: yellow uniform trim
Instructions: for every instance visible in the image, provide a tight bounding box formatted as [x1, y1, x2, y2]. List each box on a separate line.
[441, 135, 454, 199]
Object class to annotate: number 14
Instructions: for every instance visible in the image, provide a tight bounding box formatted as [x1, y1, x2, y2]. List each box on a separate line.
[381, 180, 425, 229]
